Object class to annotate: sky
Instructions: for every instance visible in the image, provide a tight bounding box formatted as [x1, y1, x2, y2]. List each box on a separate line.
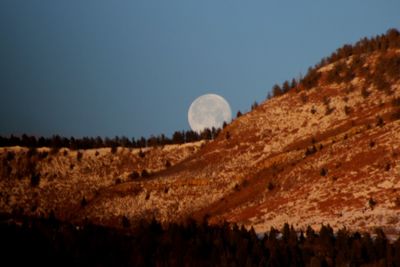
[0, 0, 399, 139]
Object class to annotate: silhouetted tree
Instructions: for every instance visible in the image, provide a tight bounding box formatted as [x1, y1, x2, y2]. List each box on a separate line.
[282, 80, 290, 93]
[290, 78, 298, 90]
[200, 128, 212, 140]
[272, 84, 283, 97]
[172, 131, 185, 144]
[185, 130, 200, 143]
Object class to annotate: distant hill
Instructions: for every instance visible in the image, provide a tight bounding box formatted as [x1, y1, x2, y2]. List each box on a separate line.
[1, 28, 400, 235]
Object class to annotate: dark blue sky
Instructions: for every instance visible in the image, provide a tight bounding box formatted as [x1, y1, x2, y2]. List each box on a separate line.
[1, 1, 399, 138]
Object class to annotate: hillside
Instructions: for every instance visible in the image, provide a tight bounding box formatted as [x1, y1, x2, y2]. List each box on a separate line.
[1, 29, 400, 235]
[0, 142, 204, 221]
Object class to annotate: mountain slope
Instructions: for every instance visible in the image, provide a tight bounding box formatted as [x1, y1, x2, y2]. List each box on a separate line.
[78, 47, 400, 233]
[89, 48, 400, 234]
[0, 142, 204, 220]
[1, 30, 400, 234]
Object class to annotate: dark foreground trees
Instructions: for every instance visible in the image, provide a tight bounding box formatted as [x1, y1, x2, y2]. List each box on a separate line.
[1, 214, 400, 267]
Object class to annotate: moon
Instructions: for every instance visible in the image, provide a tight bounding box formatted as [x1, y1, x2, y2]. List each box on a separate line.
[188, 93, 232, 133]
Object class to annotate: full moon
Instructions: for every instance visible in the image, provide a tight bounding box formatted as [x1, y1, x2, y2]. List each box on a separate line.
[188, 93, 232, 133]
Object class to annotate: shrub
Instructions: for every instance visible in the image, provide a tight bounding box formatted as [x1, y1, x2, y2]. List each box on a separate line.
[141, 169, 150, 178]
[369, 140, 375, 148]
[323, 96, 330, 106]
[391, 109, 400, 120]
[76, 151, 83, 161]
[344, 106, 352, 115]
[305, 146, 317, 156]
[30, 205, 37, 212]
[81, 197, 87, 207]
[394, 197, 400, 207]
[267, 182, 275, 191]
[311, 107, 317, 114]
[234, 183, 240, 191]
[241, 179, 249, 187]
[374, 76, 391, 93]
[392, 98, 400, 107]
[122, 216, 130, 228]
[385, 163, 391, 171]
[6, 151, 15, 161]
[129, 171, 140, 180]
[38, 151, 48, 159]
[320, 168, 327, 177]
[165, 160, 171, 168]
[376, 116, 384, 127]
[345, 85, 354, 94]
[138, 150, 145, 158]
[361, 88, 370, 98]
[3, 164, 12, 177]
[368, 197, 377, 209]
[325, 106, 335, 115]
[27, 147, 38, 158]
[31, 172, 40, 187]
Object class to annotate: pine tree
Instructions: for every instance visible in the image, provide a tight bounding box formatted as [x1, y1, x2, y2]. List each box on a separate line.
[272, 84, 283, 97]
[282, 80, 290, 93]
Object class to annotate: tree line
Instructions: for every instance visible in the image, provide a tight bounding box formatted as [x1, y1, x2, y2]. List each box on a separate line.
[0, 127, 223, 150]
[1, 213, 400, 267]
